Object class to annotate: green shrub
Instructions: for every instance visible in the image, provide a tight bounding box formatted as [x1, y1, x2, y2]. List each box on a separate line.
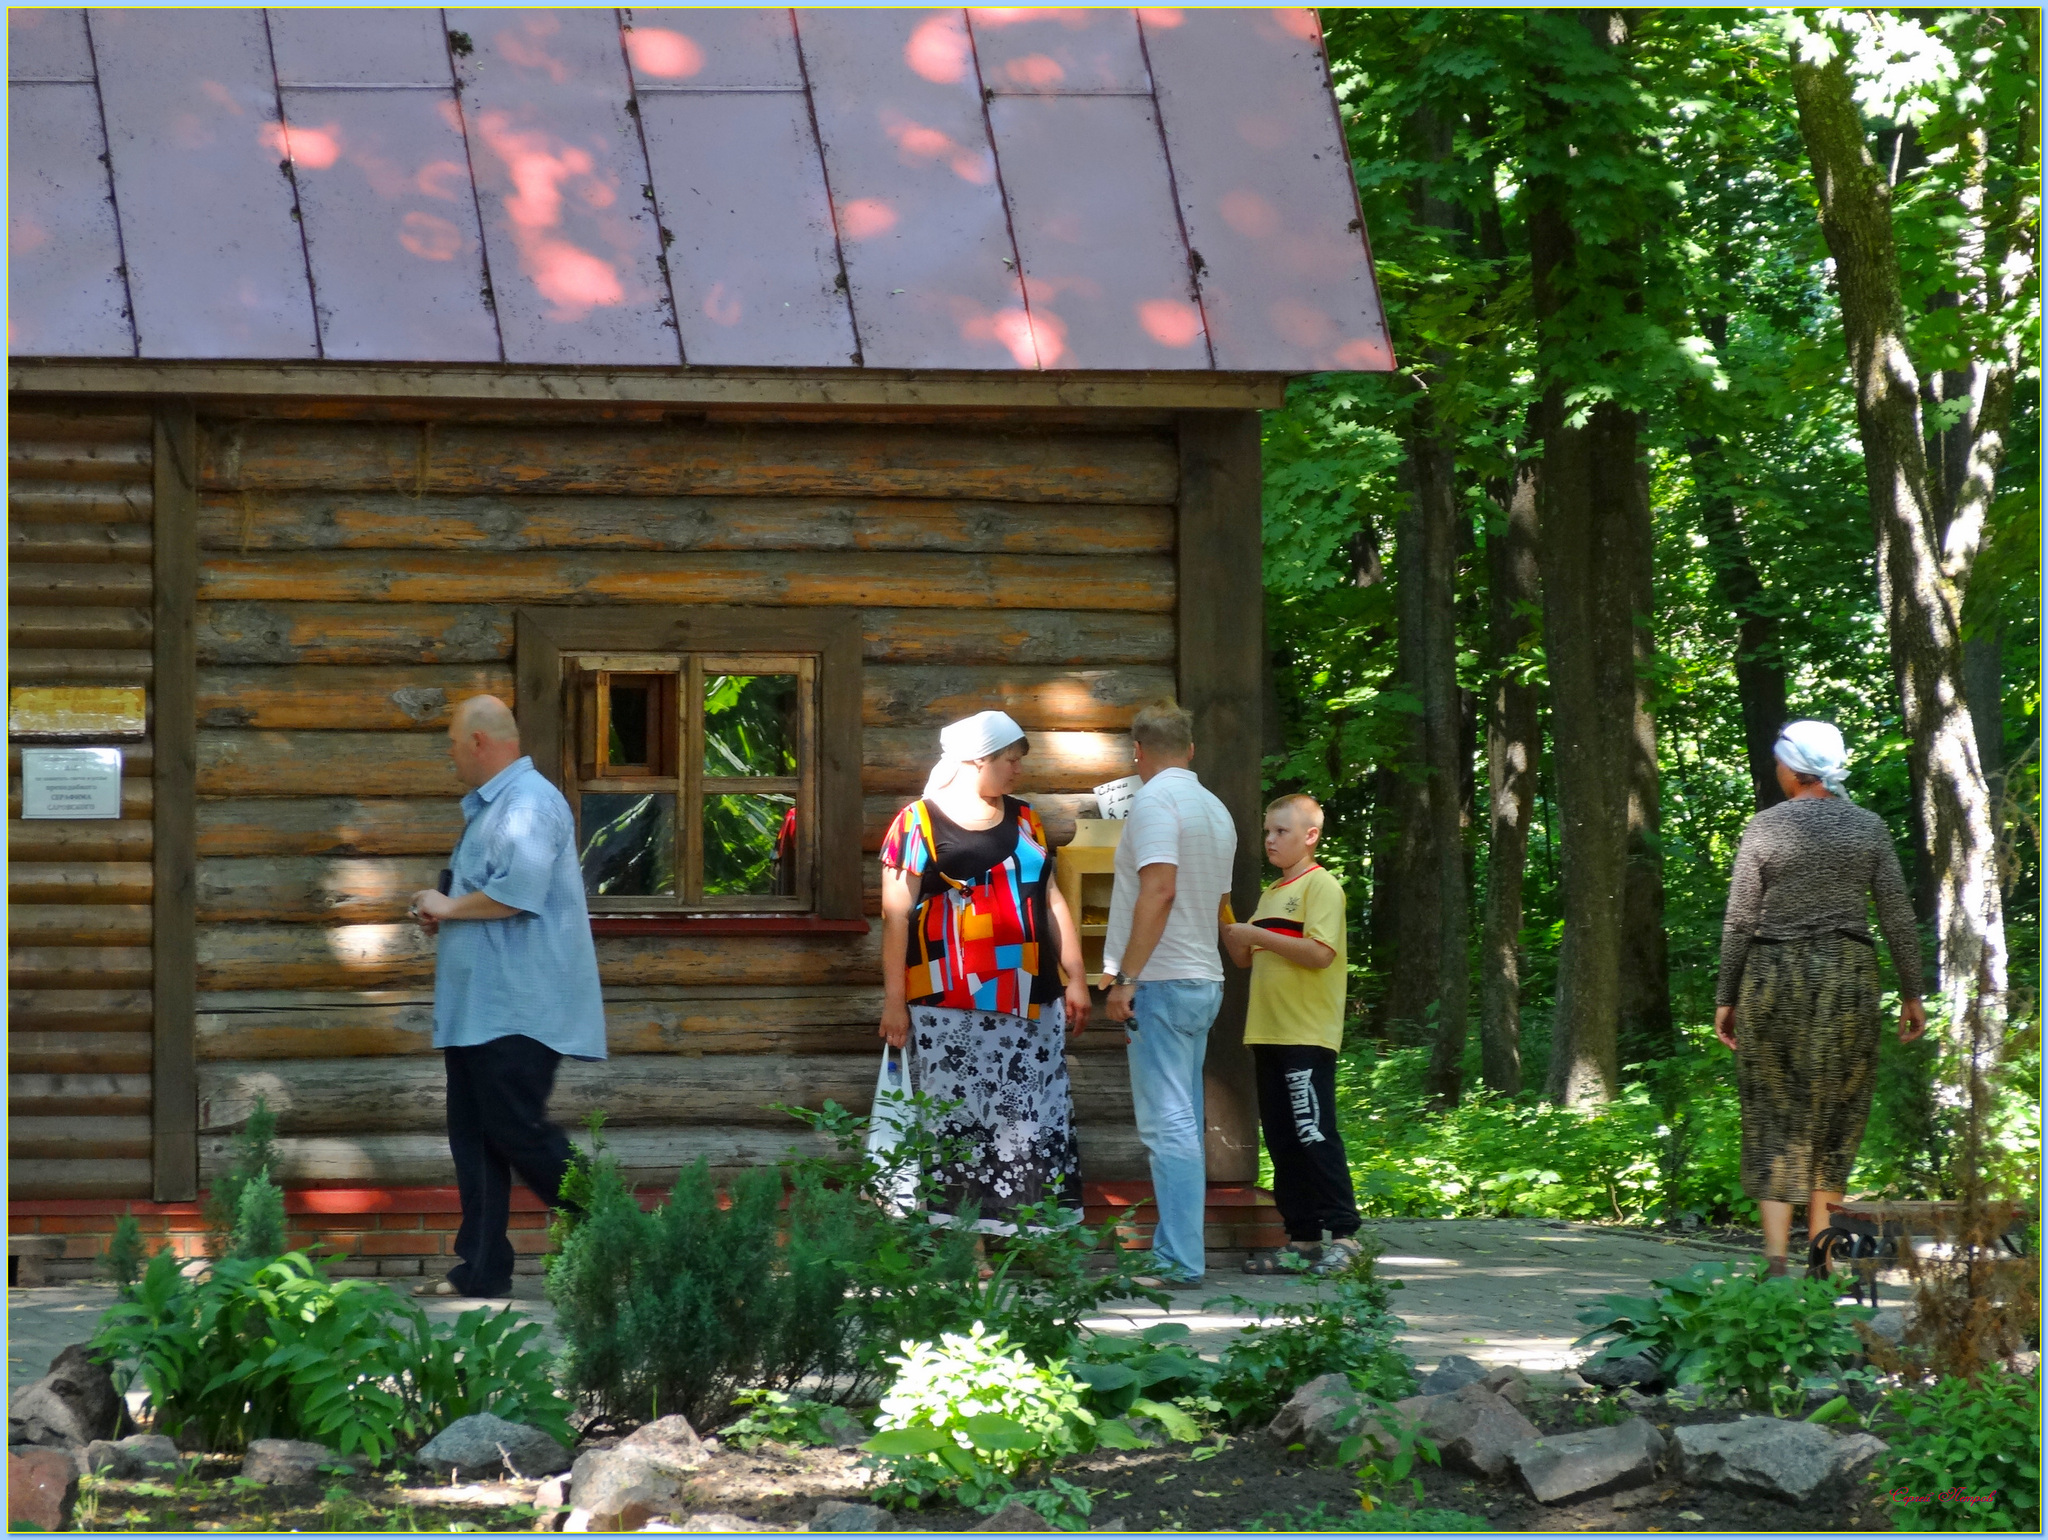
[721, 1390, 860, 1451]
[99, 1212, 148, 1292]
[90, 1248, 570, 1462]
[863, 1325, 1093, 1509]
[1575, 1259, 1871, 1407]
[1875, 1369, 2041, 1532]
[227, 1168, 288, 1261]
[548, 1147, 877, 1428]
[1066, 1322, 1220, 1421]
[203, 1097, 280, 1259]
[1208, 1253, 1416, 1425]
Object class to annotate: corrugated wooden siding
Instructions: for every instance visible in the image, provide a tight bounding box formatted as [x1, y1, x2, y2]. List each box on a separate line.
[7, 410, 158, 1199]
[189, 411, 1162, 1188]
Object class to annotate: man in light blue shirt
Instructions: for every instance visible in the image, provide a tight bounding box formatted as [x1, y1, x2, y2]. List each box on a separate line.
[409, 695, 606, 1297]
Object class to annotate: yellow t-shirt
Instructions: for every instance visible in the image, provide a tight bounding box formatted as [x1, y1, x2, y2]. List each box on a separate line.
[1242, 865, 1347, 1050]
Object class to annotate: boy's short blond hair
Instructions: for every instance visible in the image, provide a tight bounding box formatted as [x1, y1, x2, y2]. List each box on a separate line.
[1130, 700, 1195, 755]
[1265, 791, 1325, 831]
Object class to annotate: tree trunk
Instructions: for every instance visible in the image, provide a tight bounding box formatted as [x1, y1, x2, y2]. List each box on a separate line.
[1529, 10, 1640, 1106]
[1619, 457, 1671, 1067]
[1790, 42, 2010, 1073]
[1480, 453, 1540, 1096]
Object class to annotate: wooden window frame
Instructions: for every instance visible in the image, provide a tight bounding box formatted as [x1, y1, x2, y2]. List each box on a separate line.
[516, 608, 864, 934]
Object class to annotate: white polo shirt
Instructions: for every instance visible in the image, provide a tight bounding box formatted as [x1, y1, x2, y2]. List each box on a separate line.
[1101, 767, 1237, 984]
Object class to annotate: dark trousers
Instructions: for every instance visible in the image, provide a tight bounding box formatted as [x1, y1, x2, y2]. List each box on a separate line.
[1253, 1044, 1360, 1243]
[444, 1034, 575, 1297]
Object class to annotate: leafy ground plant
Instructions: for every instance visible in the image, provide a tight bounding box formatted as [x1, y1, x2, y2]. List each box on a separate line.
[1873, 1368, 2041, 1532]
[1574, 1258, 1871, 1407]
[720, 1390, 860, 1451]
[1206, 1244, 1416, 1424]
[90, 1248, 570, 1462]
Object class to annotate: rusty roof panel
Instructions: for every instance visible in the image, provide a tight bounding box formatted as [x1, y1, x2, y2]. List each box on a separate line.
[641, 91, 857, 368]
[268, 7, 454, 87]
[625, 8, 803, 91]
[1142, 8, 1391, 372]
[448, 8, 679, 366]
[9, 8, 94, 80]
[285, 87, 501, 361]
[968, 8, 1148, 95]
[989, 94, 1206, 370]
[796, 8, 1034, 370]
[89, 7, 319, 360]
[7, 83, 134, 356]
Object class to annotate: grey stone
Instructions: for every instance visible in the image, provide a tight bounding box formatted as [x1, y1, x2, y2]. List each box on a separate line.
[1419, 1354, 1490, 1395]
[1480, 1365, 1531, 1410]
[809, 1499, 896, 1532]
[1865, 1306, 1911, 1345]
[675, 1517, 772, 1533]
[972, 1499, 1059, 1532]
[417, 1412, 572, 1479]
[1394, 1383, 1542, 1480]
[1524, 1370, 1592, 1397]
[241, 1438, 342, 1485]
[78, 1433, 185, 1478]
[1673, 1418, 1889, 1506]
[1619, 1389, 1662, 1415]
[9, 1446, 79, 1531]
[1507, 1418, 1666, 1504]
[8, 1343, 121, 1448]
[1266, 1373, 1396, 1463]
[1578, 1350, 1662, 1391]
[814, 1407, 869, 1450]
[619, 1415, 710, 1471]
[566, 1448, 694, 1533]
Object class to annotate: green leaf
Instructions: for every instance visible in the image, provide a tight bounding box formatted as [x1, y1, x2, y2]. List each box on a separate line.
[1128, 1397, 1202, 1443]
[958, 1414, 1037, 1452]
[1067, 1362, 1139, 1393]
[863, 1426, 948, 1458]
[1094, 1418, 1152, 1450]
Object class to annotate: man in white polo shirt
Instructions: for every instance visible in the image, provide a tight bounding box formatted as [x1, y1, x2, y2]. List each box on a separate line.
[1101, 701, 1238, 1285]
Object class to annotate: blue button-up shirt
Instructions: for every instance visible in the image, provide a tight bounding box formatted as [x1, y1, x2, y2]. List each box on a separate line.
[432, 756, 608, 1060]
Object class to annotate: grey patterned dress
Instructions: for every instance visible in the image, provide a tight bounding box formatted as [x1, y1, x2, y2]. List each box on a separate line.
[1717, 797, 1925, 1203]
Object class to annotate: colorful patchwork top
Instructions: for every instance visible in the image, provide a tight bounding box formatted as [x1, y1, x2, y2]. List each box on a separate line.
[881, 796, 1062, 1018]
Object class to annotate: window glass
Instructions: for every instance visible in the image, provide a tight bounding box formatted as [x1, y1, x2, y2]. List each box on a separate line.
[703, 792, 797, 896]
[579, 791, 677, 896]
[704, 674, 798, 776]
[607, 680, 653, 769]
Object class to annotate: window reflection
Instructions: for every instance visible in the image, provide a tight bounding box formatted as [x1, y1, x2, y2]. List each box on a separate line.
[580, 791, 676, 896]
[704, 793, 796, 896]
[704, 674, 797, 776]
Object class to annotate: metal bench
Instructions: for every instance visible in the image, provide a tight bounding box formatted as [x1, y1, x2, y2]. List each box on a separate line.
[1807, 1199, 2032, 1306]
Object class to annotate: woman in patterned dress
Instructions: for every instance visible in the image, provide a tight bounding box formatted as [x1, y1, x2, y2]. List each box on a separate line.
[878, 710, 1092, 1232]
[1713, 720, 1927, 1275]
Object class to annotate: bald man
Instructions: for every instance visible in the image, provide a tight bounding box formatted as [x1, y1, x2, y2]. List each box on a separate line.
[409, 695, 606, 1298]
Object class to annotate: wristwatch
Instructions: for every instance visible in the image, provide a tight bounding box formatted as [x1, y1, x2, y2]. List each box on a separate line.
[1111, 972, 1134, 989]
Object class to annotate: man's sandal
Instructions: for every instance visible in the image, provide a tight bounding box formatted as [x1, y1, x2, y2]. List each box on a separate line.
[1242, 1242, 1319, 1275]
[1308, 1236, 1364, 1277]
[411, 1279, 459, 1297]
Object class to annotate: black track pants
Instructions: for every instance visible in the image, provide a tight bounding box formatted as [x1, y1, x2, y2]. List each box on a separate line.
[1252, 1043, 1360, 1244]
[444, 1034, 575, 1297]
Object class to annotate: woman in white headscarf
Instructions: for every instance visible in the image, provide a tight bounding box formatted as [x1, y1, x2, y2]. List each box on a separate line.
[1713, 720, 1928, 1275]
[877, 711, 1090, 1231]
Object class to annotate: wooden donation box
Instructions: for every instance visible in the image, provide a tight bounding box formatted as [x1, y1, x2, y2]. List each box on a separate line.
[1055, 818, 1124, 980]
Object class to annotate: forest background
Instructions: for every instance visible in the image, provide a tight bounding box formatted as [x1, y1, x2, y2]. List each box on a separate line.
[1261, 7, 2039, 1226]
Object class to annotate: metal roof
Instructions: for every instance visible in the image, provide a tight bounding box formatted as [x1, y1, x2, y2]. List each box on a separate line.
[7, 8, 1392, 374]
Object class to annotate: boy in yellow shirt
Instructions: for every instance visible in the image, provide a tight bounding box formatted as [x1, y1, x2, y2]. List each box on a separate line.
[1223, 793, 1362, 1276]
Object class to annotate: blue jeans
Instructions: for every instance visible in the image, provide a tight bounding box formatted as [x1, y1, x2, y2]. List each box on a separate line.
[1125, 979, 1225, 1280]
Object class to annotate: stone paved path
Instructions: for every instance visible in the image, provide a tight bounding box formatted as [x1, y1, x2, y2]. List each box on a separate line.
[8, 1219, 1753, 1398]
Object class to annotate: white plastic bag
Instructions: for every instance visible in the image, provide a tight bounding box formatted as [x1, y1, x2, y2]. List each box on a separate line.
[865, 1043, 919, 1215]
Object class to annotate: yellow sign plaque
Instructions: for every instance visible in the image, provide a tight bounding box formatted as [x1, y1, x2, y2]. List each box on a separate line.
[7, 685, 148, 739]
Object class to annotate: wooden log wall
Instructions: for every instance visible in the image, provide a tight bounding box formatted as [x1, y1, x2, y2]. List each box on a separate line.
[8, 410, 159, 1199]
[182, 410, 1168, 1189]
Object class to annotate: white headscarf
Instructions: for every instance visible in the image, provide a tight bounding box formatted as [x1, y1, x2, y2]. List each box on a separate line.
[923, 710, 1027, 798]
[1774, 719, 1850, 796]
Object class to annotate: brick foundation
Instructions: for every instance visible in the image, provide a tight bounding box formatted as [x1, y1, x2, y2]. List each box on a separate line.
[10, 1182, 1284, 1286]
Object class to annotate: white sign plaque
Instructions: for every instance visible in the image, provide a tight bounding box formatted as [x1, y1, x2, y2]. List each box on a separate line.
[20, 746, 123, 820]
[1092, 775, 1143, 820]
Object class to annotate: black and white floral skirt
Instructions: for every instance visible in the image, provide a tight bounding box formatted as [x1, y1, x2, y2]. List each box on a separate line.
[907, 998, 1081, 1233]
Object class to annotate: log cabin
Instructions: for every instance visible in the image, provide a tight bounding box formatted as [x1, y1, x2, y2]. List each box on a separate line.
[7, 6, 1391, 1278]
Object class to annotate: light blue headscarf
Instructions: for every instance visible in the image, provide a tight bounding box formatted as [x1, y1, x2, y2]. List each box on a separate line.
[1774, 719, 1849, 796]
